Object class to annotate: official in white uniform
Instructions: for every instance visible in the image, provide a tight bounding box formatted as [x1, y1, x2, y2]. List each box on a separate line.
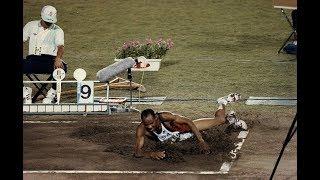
[23, 5, 67, 104]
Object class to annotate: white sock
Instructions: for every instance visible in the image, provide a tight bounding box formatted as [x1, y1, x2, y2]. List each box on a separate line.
[217, 98, 228, 105]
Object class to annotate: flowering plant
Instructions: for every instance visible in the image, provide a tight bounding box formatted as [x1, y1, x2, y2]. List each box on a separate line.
[115, 38, 174, 59]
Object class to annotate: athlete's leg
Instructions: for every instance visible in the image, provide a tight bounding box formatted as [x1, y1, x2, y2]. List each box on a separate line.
[192, 93, 241, 131]
[192, 103, 227, 131]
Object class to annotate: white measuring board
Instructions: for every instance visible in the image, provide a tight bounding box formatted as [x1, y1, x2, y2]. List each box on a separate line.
[245, 97, 296, 106]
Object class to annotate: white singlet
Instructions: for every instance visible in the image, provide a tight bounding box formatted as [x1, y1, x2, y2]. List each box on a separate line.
[153, 123, 193, 142]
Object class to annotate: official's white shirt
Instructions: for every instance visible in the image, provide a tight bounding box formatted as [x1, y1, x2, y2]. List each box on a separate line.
[23, 20, 64, 56]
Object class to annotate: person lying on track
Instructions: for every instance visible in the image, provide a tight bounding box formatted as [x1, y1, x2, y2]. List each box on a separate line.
[133, 93, 247, 160]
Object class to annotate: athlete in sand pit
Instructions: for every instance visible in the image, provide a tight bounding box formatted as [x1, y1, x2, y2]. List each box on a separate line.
[133, 93, 247, 160]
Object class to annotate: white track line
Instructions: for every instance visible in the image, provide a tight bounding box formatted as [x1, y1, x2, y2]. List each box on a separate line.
[131, 121, 141, 124]
[24, 121, 136, 124]
[220, 130, 249, 173]
[23, 170, 226, 175]
[23, 121, 78, 124]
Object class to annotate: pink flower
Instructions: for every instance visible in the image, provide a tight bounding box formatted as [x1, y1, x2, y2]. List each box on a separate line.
[122, 43, 128, 50]
[166, 38, 174, 49]
[116, 37, 174, 59]
[133, 40, 140, 47]
[157, 38, 164, 46]
[146, 38, 153, 45]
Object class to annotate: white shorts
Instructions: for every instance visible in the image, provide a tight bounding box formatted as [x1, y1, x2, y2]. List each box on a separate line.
[178, 132, 194, 141]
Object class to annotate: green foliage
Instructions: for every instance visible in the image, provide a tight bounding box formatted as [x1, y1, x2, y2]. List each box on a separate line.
[115, 38, 174, 59]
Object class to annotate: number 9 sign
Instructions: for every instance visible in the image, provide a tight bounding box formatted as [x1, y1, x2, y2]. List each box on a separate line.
[77, 81, 94, 104]
[73, 68, 94, 104]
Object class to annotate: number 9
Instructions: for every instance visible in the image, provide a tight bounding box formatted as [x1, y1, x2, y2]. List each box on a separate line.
[80, 85, 91, 99]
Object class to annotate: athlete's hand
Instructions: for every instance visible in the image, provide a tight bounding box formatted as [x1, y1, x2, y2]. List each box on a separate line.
[150, 151, 166, 160]
[199, 141, 211, 154]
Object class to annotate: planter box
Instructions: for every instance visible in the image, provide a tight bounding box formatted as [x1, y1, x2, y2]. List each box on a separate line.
[115, 59, 162, 71]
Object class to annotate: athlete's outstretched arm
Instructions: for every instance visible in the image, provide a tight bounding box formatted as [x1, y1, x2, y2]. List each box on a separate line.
[134, 123, 166, 160]
[161, 113, 211, 154]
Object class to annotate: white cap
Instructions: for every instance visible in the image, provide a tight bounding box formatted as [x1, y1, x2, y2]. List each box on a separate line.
[41, 5, 57, 23]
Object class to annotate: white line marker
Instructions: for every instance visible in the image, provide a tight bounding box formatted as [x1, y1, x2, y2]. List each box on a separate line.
[23, 121, 78, 124]
[274, 6, 296, 10]
[23, 170, 227, 175]
[131, 121, 141, 124]
[220, 162, 232, 172]
[237, 131, 249, 139]
[245, 97, 296, 106]
[222, 130, 249, 172]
